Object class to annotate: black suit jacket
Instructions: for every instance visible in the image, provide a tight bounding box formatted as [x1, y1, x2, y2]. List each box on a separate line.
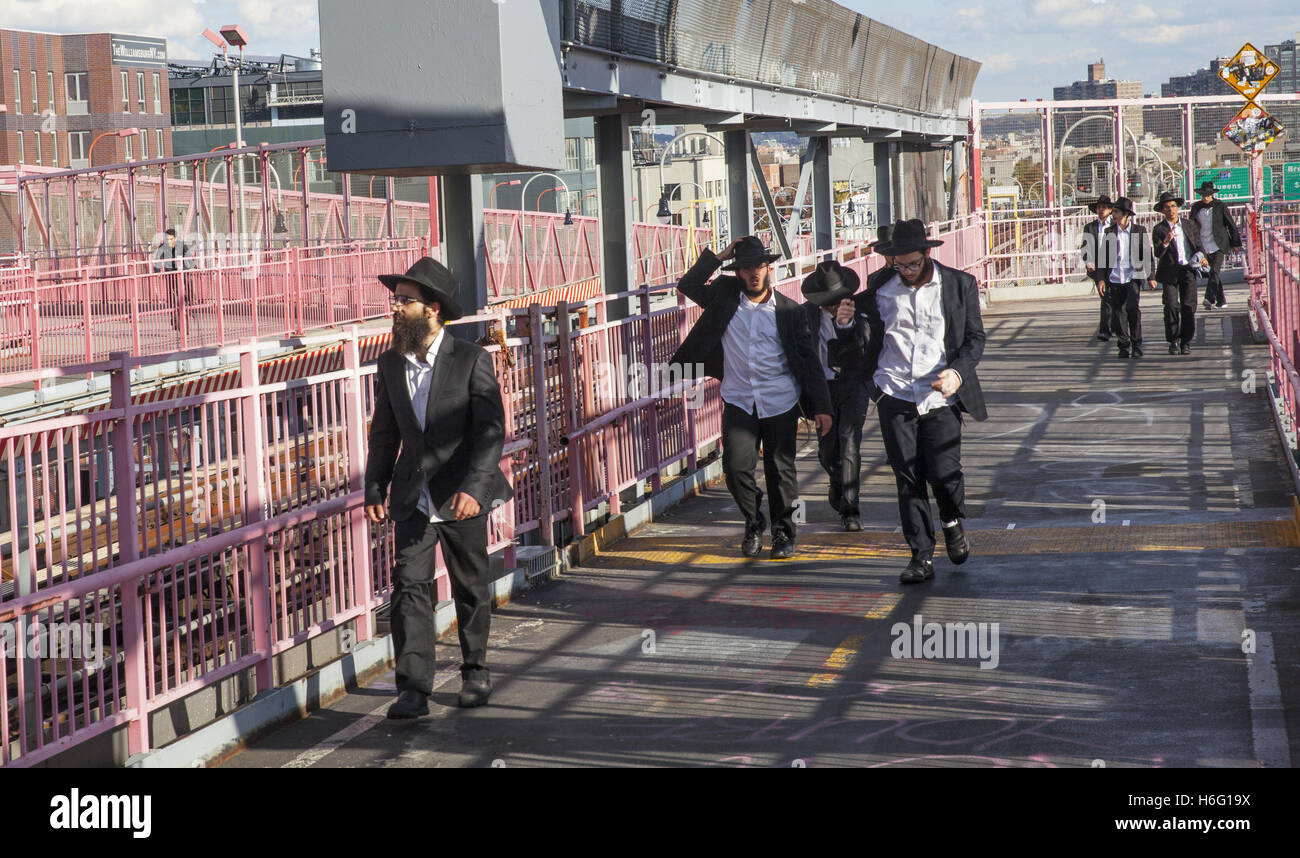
[669, 249, 832, 417]
[801, 301, 871, 384]
[1098, 222, 1155, 283]
[1186, 199, 1241, 253]
[857, 260, 988, 422]
[1080, 218, 1110, 280]
[364, 335, 513, 523]
[1151, 217, 1205, 284]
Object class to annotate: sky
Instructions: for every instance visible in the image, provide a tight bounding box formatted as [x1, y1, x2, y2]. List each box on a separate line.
[2, 0, 1299, 101]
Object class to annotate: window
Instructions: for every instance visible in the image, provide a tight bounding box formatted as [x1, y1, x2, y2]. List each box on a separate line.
[65, 72, 88, 114]
[582, 137, 595, 170]
[169, 88, 204, 127]
[50, 131, 57, 166]
[565, 138, 579, 172]
[31, 70, 37, 112]
[34, 131, 41, 164]
[121, 71, 129, 112]
[12, 71, 20, 114]
[125, 135, 132, 160]
[140, 129, 148, 159]
[47, 71, 54, 113]
[156, 129, 164, 159]
[68, 131, 89, 167]
[137, 72, 145, 112]
[16, 131, 23, 163]
[152, 72, 160, 113]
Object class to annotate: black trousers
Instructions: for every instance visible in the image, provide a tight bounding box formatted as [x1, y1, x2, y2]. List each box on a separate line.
[1202, 249, 1226, 306]
[722, 403, 800, 538]
[1107, 280, 1143, 351]
[1093, 275, 1112, 336]
[818, 378, 870, 516]
[876, 394, 966, 558]
[391, 510, 492, 695]
[1161, 267, 1198, 346]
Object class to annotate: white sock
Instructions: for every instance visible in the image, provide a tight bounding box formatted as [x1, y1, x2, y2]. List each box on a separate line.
[943, 519, 960, 528]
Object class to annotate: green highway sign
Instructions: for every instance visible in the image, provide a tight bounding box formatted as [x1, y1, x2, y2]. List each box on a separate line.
[1194, 165, 1275, 200]
[1285, 162, 1300, 201]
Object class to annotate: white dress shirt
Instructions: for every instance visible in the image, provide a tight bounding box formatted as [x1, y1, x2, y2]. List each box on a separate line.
[1197, 207, 1219, 254]
[403, 328, 445, 521]
[719, 289, 801, 418]
[1167, 219, 1190, 265]
[873, 264, 956, 416]
[1109, 223, 1136, 284]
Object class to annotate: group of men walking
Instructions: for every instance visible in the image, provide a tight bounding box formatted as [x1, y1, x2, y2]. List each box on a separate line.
[1083, 181, 1242, 359]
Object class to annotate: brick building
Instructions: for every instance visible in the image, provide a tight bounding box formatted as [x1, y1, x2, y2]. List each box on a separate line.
[0, 29, 172, 170]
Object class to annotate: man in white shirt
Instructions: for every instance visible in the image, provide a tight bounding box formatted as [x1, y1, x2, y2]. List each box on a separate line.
[671, 236, 832, 559]
[1187, 181, 1242, 309]
[1100, 196, 1155, 359]
[1152, 191, 1206, 355]
[366, 258, 513, 718]
[859, 220, 987, 584]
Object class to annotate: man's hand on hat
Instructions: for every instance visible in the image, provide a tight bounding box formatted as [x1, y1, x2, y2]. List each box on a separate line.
[814, 413, 832, 436]
[717, 239, 743, 261]
[834, 299, 854, 326]
[931, 369, 962, 397]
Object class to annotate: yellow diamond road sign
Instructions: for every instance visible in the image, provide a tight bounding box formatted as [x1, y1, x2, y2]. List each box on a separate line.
[1223, 102, 1284, 154]
[1220, 42, 1278, 100]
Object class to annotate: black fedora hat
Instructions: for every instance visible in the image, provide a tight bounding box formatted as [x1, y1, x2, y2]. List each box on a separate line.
[378, 257, 465, 320]
[1153, 190, 1185, 212]
[869, 223, 894, 249]
[1111, 196, 1137, 216]
[801, 260, 861, 307]
[1197, 181, 1218, 195]
[872, 219, 943, 257]
[1089, 194, 1115, 214]
[721, 235, 782, 270]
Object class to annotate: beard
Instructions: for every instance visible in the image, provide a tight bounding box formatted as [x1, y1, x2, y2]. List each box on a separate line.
[392, 312, 433, 355]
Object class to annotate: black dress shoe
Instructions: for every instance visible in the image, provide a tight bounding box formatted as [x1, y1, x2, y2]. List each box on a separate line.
[1131, 346, 1143, 359]
[1168, 343, 1178, 354]
[1180, 343, 1191, 355]
[1117, 349, 1129, 359]
[770, 532, 796, 560]
[741, 509, 767, 557]
[387, 689, 429, 719]
[899, 555, 935, 584]
[458, 674, 492, 708]
[1096, 332, 1111, 342]
[1216, 302, 1227, 309]
[942, 520, 971, 565]
[1203, 300, 1213, 310]
[841, 513, 862, 532]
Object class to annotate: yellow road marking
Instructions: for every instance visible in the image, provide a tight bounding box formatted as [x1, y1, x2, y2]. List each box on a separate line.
[808, 634, 864, 688]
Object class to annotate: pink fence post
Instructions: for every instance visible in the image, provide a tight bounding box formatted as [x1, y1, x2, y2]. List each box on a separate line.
[677, 288, 698, 472]
[341, 327, 375, 641]
[29, 287, 41, 376]
[555, 301, 585, 537]
[215, 267, 226, 345]
[528, 302, 555, 545]
[238, 344, 275, 691]
[83, 279, 93, 362]
[129, 269, 141, 356]
[109, 351, 150, 755]
[638, 286, 662, 492]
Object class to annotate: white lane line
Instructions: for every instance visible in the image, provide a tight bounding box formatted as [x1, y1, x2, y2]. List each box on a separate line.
[282, 672, 458, 769]
[1006, 523, 1016, 530]
[1247, 630, 1292, 767]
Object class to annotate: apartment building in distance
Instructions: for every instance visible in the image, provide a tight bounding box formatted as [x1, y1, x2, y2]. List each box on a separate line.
[1053, 58, 1144, 148]
[0, 28, 172, 170]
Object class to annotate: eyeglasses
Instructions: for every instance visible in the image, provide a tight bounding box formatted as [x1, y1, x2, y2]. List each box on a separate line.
[895, 258, 927, 272]
[389, 295, 427, 309]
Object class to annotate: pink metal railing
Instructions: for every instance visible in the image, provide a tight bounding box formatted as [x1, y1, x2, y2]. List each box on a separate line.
[1249, 207, 1300, 450]
[483, 209, 600, 301]
[0, 240, 424, 375]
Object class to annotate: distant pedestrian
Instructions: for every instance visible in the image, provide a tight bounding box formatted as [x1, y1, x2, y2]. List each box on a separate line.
[1099, 196, 1154, 360]
[1187, 181, 1241, 310]
[152, 228, 194, 331]
[859, 219, 987, 584]
[1152, 191, 1206, 355]
[670, 236, 832, 560]
[1081, 195, 1114, 341]
[800, 261, 870, 532]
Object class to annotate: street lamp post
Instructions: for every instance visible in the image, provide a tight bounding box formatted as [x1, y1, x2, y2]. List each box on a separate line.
[205, 25, 250, 252]
[489, 178, 521, 208]
[87, 127, 140, 167]
[520, 172, 569, 212]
